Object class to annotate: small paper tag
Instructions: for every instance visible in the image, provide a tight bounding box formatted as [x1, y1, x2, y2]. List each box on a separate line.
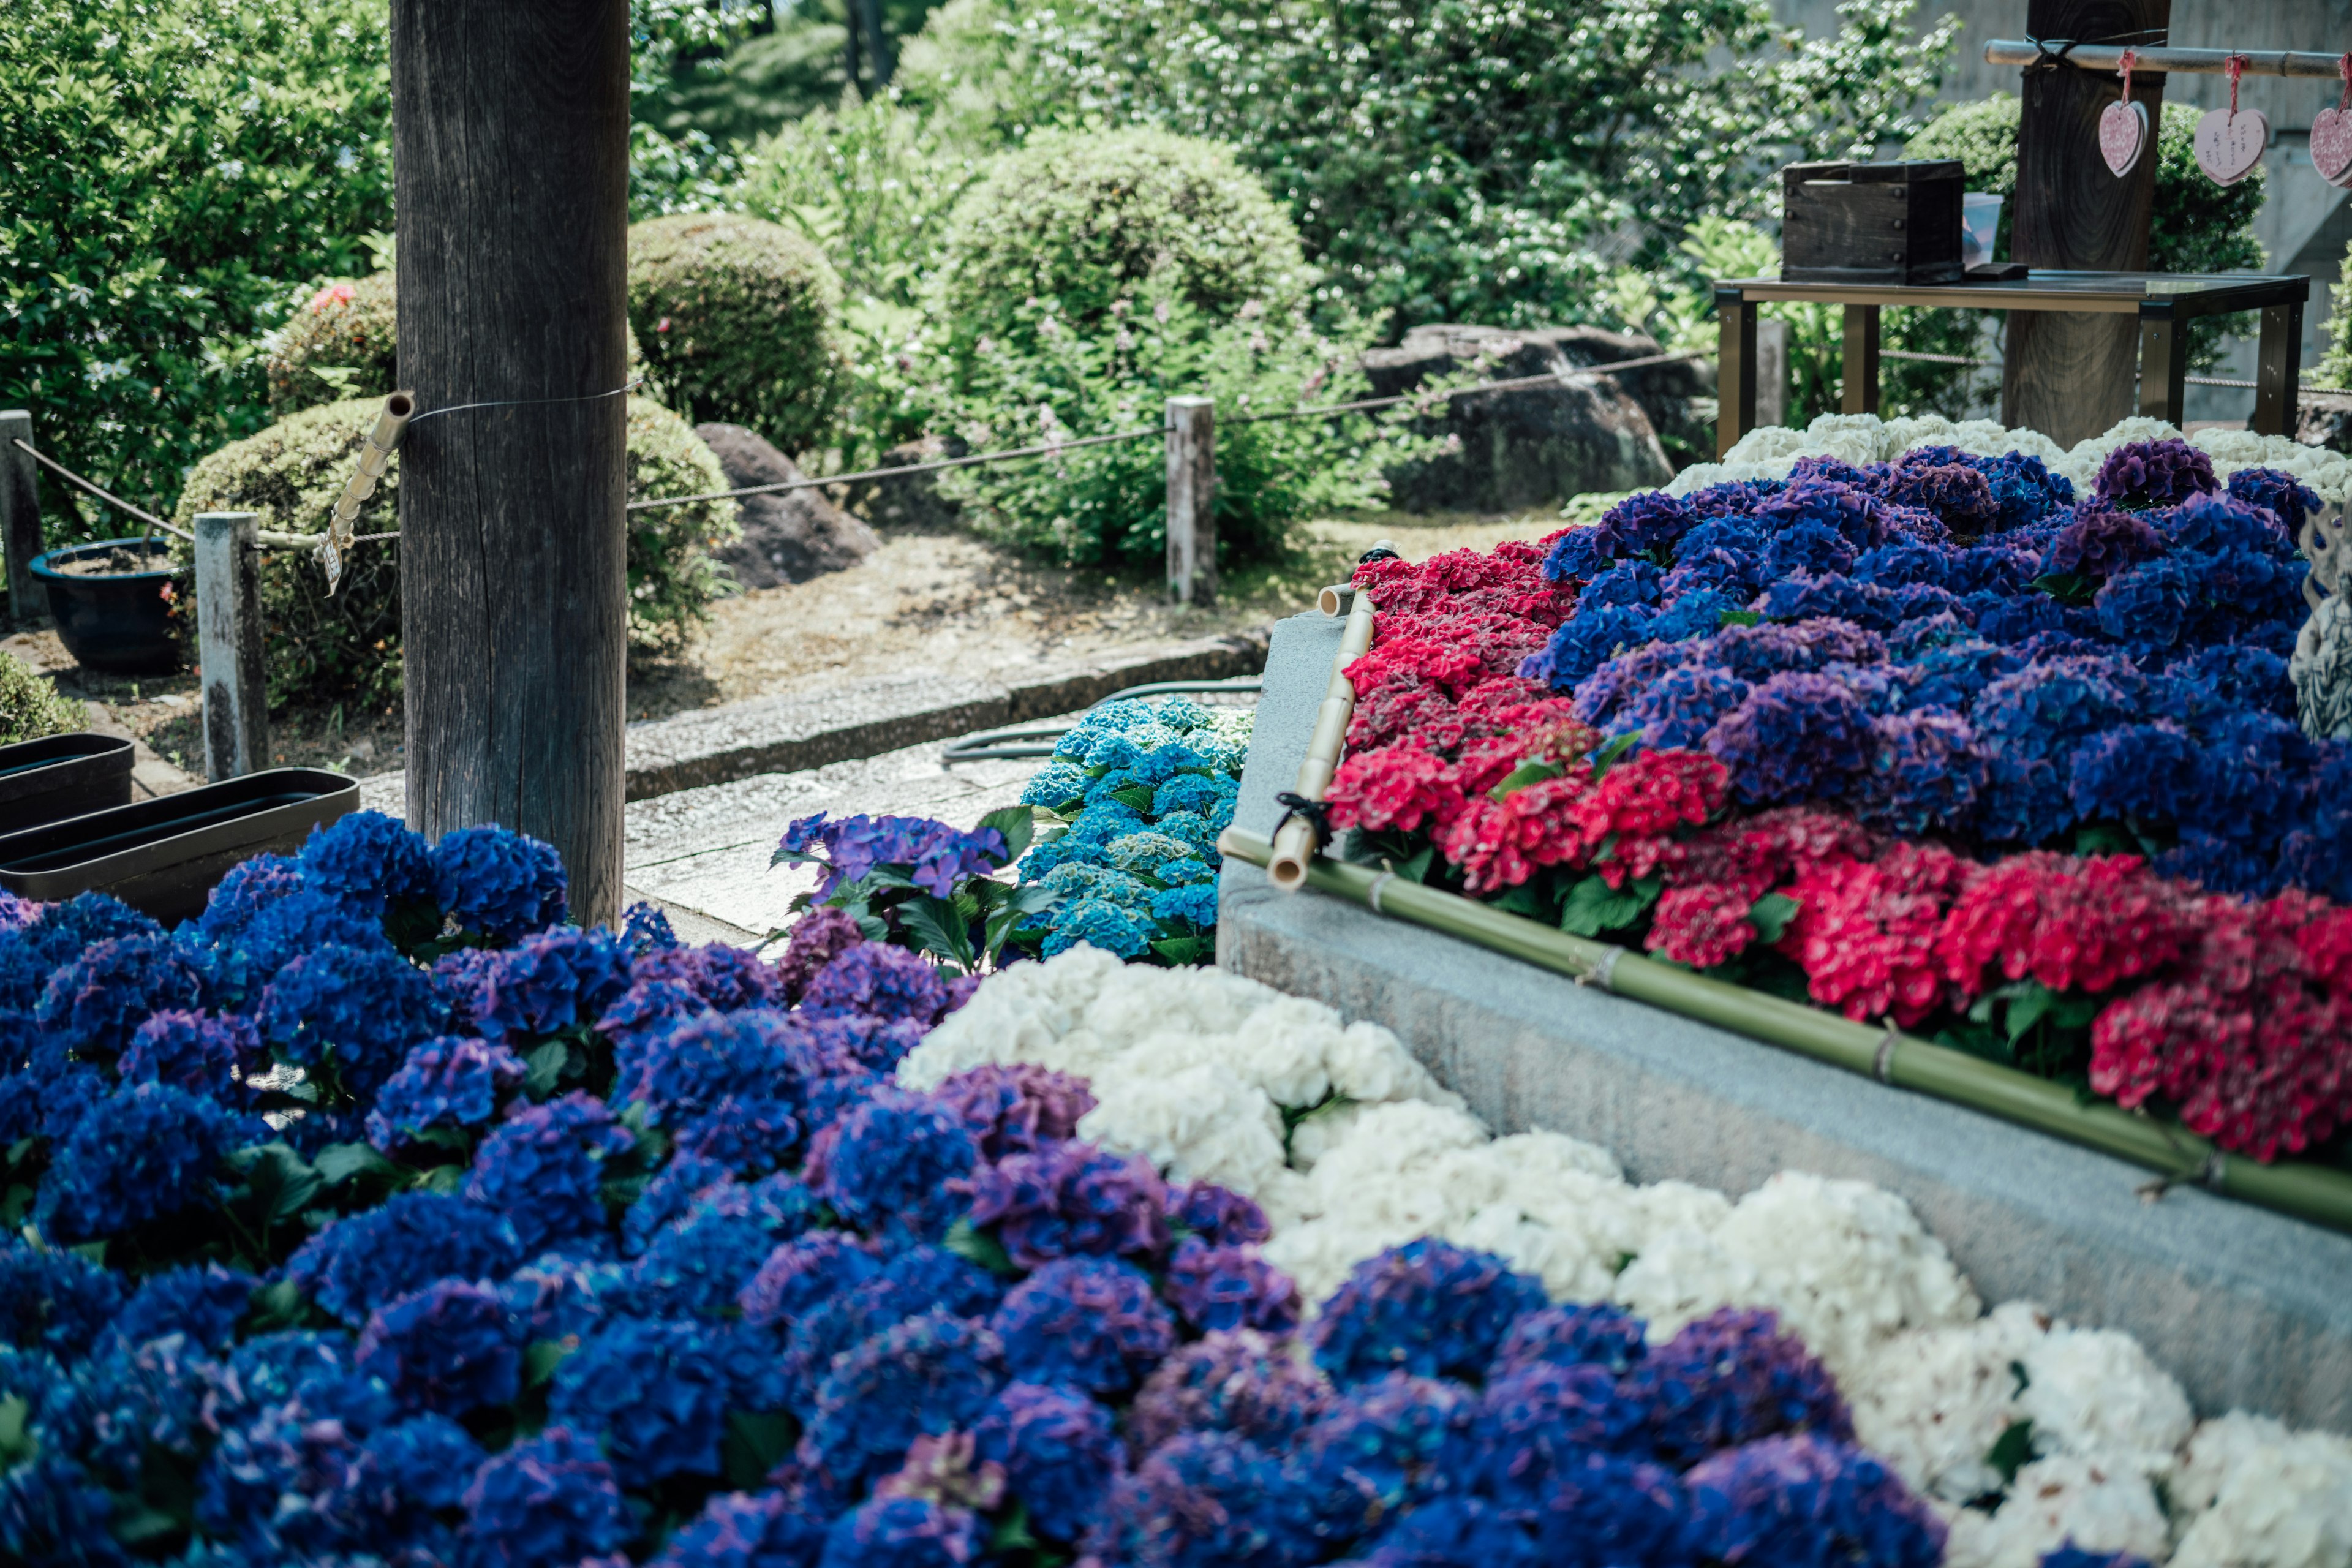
[2098, 100, 2147, 177]
[2194, 107, 2267, 186]
[2315, 106, 2352, 188]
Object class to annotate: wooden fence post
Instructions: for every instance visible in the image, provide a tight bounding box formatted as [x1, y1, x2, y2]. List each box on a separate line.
[194, 512, 271, 780]
[1166, 396, 1216, 607]
[1753, 320, 1790, 429]
[0, 410, 42, 624]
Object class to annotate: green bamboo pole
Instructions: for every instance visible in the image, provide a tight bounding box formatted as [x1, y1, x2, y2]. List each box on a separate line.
[1217, 826, 2352, 1235]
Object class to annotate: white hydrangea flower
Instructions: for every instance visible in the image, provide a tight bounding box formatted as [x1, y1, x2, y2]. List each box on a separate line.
[1446, 1200, 1620, 1304]
[1226, 996, 1343, 1108]
[1323, 1020, 1457, 1107]
[1079, 1061, 1286, 1196]
[1724, 424, 1810, 462]
[1302, 1101, 1490, 1233]
[1265, 1216, 1422, 1313]
[1665, 461, 1729, 497]
[1082, 965, 1264, 1052]
[1806, 412, 1887, 441]
[1850, 1301, 2049, 1503]
[2098, 415, 2186, 447]
[1966, 1456, 2171, 1568]
[897, 945, 1120, 1087]
[1945, 419, 2016, 458]
[1710, 1172, 1981, 1379]
[1611, 1224, 1763, 1340]
[2169, 1424, 2352, 1568]
[1882, 413, 1957, 453]
[2019, 1326, 2194, 1477]
[1624, 1178, 1732, 1239]
[1488, 1128, 1623, 1186]
[1286, 1099, 1368, 1174]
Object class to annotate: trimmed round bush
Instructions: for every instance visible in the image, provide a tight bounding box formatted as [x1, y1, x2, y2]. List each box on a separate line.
[266, 273, 399, 420]
[0, 650, 83, 744]
[939, 127, 1311, 361]
[626, 213, 850, 456]
[172, 396, 735, 715]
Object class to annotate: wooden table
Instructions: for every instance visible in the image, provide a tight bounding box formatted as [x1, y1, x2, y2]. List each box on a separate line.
[1711, 271, 2310, 457]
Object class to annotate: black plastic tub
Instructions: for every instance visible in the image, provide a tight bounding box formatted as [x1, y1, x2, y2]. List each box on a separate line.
[0, 733, 135, 835]
[31, 535, 181, 674]
[0, 768, 355, 922]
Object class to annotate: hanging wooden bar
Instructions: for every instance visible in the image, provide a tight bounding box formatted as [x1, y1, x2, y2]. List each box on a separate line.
[1984, 40, 2349, 80]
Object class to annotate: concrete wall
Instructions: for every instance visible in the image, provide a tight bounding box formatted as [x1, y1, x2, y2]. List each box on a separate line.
[1774, 0, 2351, 415]
[1221, 612, 2352, 1433]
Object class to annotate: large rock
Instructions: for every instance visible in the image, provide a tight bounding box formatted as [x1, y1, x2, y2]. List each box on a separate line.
[840, 434, 966, 532]
[2299, 393, 2352, 456]
[695, 422, 880, 589]
[1363, 324, 1711, 513]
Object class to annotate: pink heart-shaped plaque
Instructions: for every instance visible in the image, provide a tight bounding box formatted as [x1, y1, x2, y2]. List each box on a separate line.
[2195, 106, 2269, 186]
[2098, 99, 2148, 176]
[2314, 106, 2352, 188]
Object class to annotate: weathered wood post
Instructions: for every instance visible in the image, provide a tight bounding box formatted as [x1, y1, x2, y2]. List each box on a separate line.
[1754, 319, 1790, 429]
[193, 512, 270, 780]
[1166, 396, 1216, 607]
[390, 0, 631, 924]
[2004, 0, 2169, 447]
[0, 411, 43, 623]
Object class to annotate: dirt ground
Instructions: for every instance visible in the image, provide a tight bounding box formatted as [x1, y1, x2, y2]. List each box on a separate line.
[7, 503, 1569, 778]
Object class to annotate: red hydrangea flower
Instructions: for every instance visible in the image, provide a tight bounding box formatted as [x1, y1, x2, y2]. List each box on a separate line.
[1347, 677, 1464, 755]
[1567, 752, 1728, 845]
[1346, 636, 1488, 700]
[1327, 745, 1463, 835]
[1936, 853, 2195, 1000]
[1781, 843, 1978, 1027]
[1436, 776, 1593, 894]
[1647, 883, 1758, 968]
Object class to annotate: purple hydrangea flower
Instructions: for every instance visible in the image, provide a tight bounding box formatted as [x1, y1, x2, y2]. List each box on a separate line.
[35, 932, 203, 1058]
[1170, 1181, 1271, 1248]
[431, 824, 568, 942]
[1755, 480, 1888, 552]
[298, 810, 437, 916]
[1887, 461, 1997, 532]
[1164, 1238, 1300, 1334]
[1616, 661, 1753, 751]
[652, 1487, 831, 1568]
[804, 1308, 1006, 1488]
[288, 1191, 524, 1326]
[549, 1317, 780, 1485]
[931, 1064, 1097, 1160]
[356, 1279, 521, 1415]
[1760, 516, 1860, 579]
[2044, 502, 2162, 579]
[738, 1230, 883, 1329]
[1713, 617, 1886, 682]
[596, 977, 712, 1063]
[2226, 466, 2324, 532]
[464, 1091, 633, 1255]
[1086, 1430, 1318, 1568]
[2093, 438, 2217, 510]
[617, 1010, 802, 1159]
[973, 1381, 1121, 1541]
[967, 1144, 1168, 1270]
[1297, 1372, 1468, 1541]
[775, 907, 867, 1002]
[35, 1082, 243, 1244]
[1857, 709, 1986, 835]
[1311, 1240, 1547, 1389]
[1704, 670, 1877, 808]
[874, 1431, 1008, 1512]
[477, 926, 634, 1041]
[634, 941, 783, 1012]
[257, 943, 450, 1098]
[1490, 1303, 1649, 1379]
[1588, 490, 1696, 564]
[817, 1496, 981, 1568]
[777, 813, 1009, 900]
[364, 1035, 527, 1150]
[461, 1424, 633, 1568]
[993, 1257, 1175, 1396]
[1684, 1433, 1942, 1567]
[1128, 1329, 1334, 1455]
[118, 1009, 258, 1105]
[799, 943, 951, 1026]
[1635, 1307, 1852, 1468]
[806, 1089, 977, 1244]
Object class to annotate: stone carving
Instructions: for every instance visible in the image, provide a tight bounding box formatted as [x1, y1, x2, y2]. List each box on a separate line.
[2292, 505, 2352, 740]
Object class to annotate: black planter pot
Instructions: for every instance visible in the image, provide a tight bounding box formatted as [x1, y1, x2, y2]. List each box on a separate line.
[0, 767, 356, 923]
[31, 535, 181, 674]
[0, 733, 134, 834]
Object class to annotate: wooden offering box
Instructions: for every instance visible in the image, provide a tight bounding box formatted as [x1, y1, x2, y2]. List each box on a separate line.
[1781, 160, 1965, 286]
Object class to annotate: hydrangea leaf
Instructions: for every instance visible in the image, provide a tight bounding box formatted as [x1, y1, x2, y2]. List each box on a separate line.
[722, 1409, 801, 1491]
[1151, 935, 1214, 967]
[1746, 892, 1800, 944]
[1559, 873, 1660, 937]
[944, 1216, 1019, 1279]
[978, 805, 1037, 864]
[1109, 786, 1158, 814]
[895, 896, 977, 974]
[313, 1141, 396, 1189]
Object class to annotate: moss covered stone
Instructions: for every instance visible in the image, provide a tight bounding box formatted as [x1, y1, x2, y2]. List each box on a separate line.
[172, 397, 735, 715]
[626, 213, 850, 458]
[939, 127, 1311, 361]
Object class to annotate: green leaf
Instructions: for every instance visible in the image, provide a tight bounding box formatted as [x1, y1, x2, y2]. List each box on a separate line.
[239, 1144, 325, 1228]
[985, 883, 1060, 962]
[944, 1216, 1019, 1277]
[109, 1505, 186, 1548]
[2032, 571, 2095, 605]
[246, 1278, 308, 1332]
[0, 1393, 34, 1468]
[2072, 820, 2138, 856]
[1396, 844, 1436, 884]
[1588, 731, 1641, 780]
[989, 1499, 1041, 1555]
[1558, 872, 1656, 937]
[313, 1142, 395, 1188]
[1151, 935, 1215, 966]
[1488, 758, 1564, 801]
[978, 804, 1036, 864]
[413, 1164, 466, 1196]
[1493, 881, 1554, 921]
[895, 895, 977, 973]
[1986, 1418, 2035, 1485]
[523, 1338, 576, 1390]
[854, 914, 890, 943]
[2003, 981, 2056, 1045]
[0, 1185, 32, 1231]
[723, 1409, 801, 1490]
[523, 1042, 569, 1100]
[1109, 785, 1158, 813]
[1716, 609, 1762, 628]
[1746, 892, 1800, 945]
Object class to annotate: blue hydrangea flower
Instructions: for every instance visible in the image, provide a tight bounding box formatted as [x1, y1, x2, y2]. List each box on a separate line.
[258, 943, 450, 1098]
[1856, 709, 1985, 835]
[1635, 1307, 1852, 1468]
[1298, 1373, 1468, 1542]
[800, 943, 951, 1026]
[2226, 466, 2324, 532]
[477, 926, 634, 1041]
[1164, 1238, 1300, 1334]
[633, 941, 784, 1012]
[1039, 895, 1160, 960]
[35, 1082, 244, 1244]
[117, 1009, 257, 1104]
[431, 824, 568, 942]
[805, 1308, 1006, 1488]
[209, 1328, 396, 1433]
[1578, 559, 1664, 611]
[35, 932, 203, 1058]
[992, 1257, 1175, 1395]
[464, 1091, 633, 1255]
[622, 1205, 777, 1318]
[1523, 605, 1657, 692]
[498, 1254, 626, 1348]
[361, 1412, 486, 1511]
[1152, 773, 1234, 818]
[777, 813, 1009, 900]
[1151, 882, 1221, 927]
[1490, 1303, 1649, 1379]
[972, 1381, 1121, 1542]
[105, 1263, 254, 1354]
[809, 1089, 976, 1243]
[355, 1279, 520, 1415]
[288, 1192, 524, 1326]
[779, 1246, 1005, 1413]
[196, 853, 305, 938]
[622, 1152, 733, 1257]
[818, 1496, 981, 1568]
[623, 899, 680, 955]
[1646, 587, 1744, 644]
[1703, 671, 1875, 808]
[738, 1230, 883, 1329]
[299, 810, 437, 916]
[0, 894, 157, 1017]
[1023, 759, 1094, 809]
[461, 1424, 633, 1568]
[1129, 1329, 1332, 1455]
[1089, 1431, 1319, 1568]
[1615, 661, 1752, 751]
[364, 1035, 527, 1150]
[654, 1487, 831, 1568]
[549, 1317, 778, 1485]
[1684, 1433, 1942, 1568]
[0, 1241, 124, 1357]
[1310, 1240, 1547, 1389]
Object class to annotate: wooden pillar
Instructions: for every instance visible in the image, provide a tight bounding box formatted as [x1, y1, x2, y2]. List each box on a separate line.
[1714, 288, 1758, 456]
[390, 0, 631, 924]
[1166, 396, 1216, 607]
[0, 411, 42, 624]
[2003, 0, 2169, 447]
[1754, 319, 1790, 429]
[194, 512, 270, 780]
[1840, 305, 1881, 416]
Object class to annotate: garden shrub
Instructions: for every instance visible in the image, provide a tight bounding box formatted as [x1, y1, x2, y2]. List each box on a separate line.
[172, 396, 735, 716]
[0, 650, 83, 745]
[2320, 236, 2352, 394]
[626, 213, 852, 456]
[266, 271, 399, 418]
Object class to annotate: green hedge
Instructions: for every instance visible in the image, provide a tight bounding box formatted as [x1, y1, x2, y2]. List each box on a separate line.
[266, 272, 398, 419]
[171, 396, 736, 716]
[0, 651, 84, 745]
[625, 213, 851, 458]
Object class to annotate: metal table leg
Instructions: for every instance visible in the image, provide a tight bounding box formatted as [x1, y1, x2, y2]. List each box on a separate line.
[1841, 304, 1881, 415]
[2254, 301, 2304, 438]
[1716, 287, 1756, 458]
[2138, 303, 2186, 428]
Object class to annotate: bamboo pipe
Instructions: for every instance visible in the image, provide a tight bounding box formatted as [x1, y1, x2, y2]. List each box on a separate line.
[319, 390, 415, 594]
[1216, 825, 2352, 1235]
[1983, 40, 2351, 80]
[1265, 579, 1380, 891]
